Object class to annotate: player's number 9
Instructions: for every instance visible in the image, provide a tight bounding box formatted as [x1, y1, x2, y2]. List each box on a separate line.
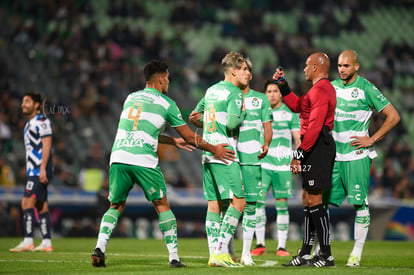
[206, 106, 216, 132]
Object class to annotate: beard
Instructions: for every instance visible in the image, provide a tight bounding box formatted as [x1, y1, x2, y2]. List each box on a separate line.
[341, 72, 354, 82]
[22, 106, 35, 116]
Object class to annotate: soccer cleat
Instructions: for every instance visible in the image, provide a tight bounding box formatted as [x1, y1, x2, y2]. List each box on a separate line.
[240, 254, 255, 266]
[9, 242, 34, 252]
[276, 247, 290, 257]
[169, 259, 186, 268]
[209, 253, 243, 267]
[250, 244, 266, 256]
[282, 255, 312, 267]
[91, 248, 106, 267]
[312, 255, 335, 268]
[32, 244, 53, 252]
[346, 255, 360, 267]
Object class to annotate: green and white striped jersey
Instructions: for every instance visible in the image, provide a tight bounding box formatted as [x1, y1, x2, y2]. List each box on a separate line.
[194, 81, 243, 165]
[261, 103, 300, 171]
[331, 75, 390, 161]
[237, 89, 273, 165]
[110, 87, 186, 168]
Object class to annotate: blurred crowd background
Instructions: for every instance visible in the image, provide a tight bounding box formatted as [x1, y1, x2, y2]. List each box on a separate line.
[0, 0, 414, 238]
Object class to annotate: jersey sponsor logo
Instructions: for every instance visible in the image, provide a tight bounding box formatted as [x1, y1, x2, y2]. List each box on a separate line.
[148, 187, 156, 195]
[335, 111, 357, 119]
[351, 89, 359, 98]
[376, 94, 387, 102]
[114, 135, 144, 148]
[242, 121, 259, 128]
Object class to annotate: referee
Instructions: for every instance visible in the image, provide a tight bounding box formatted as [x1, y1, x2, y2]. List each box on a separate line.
[273, 53, 337, 268]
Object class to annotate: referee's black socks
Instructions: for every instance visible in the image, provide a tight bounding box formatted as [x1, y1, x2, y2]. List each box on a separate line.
[309, 204, 332, 257]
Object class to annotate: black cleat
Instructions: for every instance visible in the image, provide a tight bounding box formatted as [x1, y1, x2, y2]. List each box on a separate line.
[311, 255, 335, 268]
[169, 259, 186, 268]
[282, 255, 312, 267]
[91, 248, 106, 267]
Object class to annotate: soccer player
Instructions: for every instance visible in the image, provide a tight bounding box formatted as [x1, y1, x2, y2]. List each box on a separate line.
[190, 52, 250, 267]
[10, 92, 54, 252]
[235, 59, 273, 266]
[274, 53, 337, 268]
[327, 50, 400, 267]
[251, 80, 301, 257]
[91, 60, 235, 268]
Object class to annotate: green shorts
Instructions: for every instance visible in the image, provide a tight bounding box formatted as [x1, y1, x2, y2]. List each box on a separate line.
[109, 163, 166, 203]
[241, 165, 261, 203]
[261, 169, 293, 200]
[203, 162, 245, 201]
[326, 157, 371, 206]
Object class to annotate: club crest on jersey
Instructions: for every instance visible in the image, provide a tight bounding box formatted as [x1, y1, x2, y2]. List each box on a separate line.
[252, 97, 259, 107]
[351, 89, 359, 98]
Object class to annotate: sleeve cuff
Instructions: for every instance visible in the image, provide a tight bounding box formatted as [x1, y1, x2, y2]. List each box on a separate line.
[277, 81, 291, 97]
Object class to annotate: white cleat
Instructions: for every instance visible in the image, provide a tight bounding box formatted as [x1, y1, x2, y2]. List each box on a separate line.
[241, 254, 256, 266]
[32, 244, 53, 252]
[9, 242, 34, 252]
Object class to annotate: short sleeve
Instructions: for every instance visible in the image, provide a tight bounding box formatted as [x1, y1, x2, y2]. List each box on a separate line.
[291, 112, 300, 131]
[194, 96, 205, 113]
[365, 83, 390, 112]
[167, 101, 186, 127]
[38, 118, 52, 137]
[261, 95, 273, 122]
[227, 89, 243, 117]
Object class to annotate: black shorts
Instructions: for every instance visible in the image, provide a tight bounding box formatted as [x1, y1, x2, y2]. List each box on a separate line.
[23, 176, 49, 202]
[302, 126, 336, 192]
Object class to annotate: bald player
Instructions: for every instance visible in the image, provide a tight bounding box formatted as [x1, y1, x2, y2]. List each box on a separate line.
[327, 50, 400, 267]
[273, 53, 337, 268]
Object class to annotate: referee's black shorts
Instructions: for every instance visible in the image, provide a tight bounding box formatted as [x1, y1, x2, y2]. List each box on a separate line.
[302, 126, 336, 192]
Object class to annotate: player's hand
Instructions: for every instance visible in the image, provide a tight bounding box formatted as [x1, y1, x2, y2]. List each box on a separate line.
[39, 169, 48, 184]
[350, 135, 374, 149]
[173, 137, 196, 152]
[213, 143, 235, 164]
[290, 158, 302, 174]
[272, 66, 286, 83]
[189, 111, 202, 123]
[189, 111, 203, 128]
[257, 145, 269, 160]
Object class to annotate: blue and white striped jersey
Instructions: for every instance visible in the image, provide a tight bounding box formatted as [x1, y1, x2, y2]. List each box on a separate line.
[24, 112, 53, 177]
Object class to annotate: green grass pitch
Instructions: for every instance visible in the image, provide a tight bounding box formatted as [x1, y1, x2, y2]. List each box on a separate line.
[1, 238, 413, 274]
